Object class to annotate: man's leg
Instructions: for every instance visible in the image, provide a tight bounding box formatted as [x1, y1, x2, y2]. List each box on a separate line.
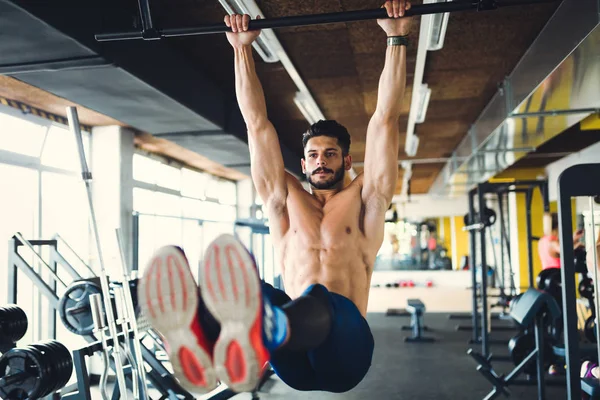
[138, 246, 220, 392]
[307, 291, 374, 393]
[261, 281, 330, 391]
[266, 282, 374, 393]
[200, 234, 373, 393]
[199, 234, 338, 392]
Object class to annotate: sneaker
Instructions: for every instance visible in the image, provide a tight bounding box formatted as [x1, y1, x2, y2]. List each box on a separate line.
[199, 234, 283, 393]
[138, 246, 218, 393]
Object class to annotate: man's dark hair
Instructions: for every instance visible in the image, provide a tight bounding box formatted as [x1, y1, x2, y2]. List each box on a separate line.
[302, 120, 351, 156]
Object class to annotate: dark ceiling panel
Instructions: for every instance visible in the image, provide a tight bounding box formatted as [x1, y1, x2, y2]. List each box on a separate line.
[508, 123, 600, 169]
[4, 0, 562, 191]
[0, 1, 96, 65]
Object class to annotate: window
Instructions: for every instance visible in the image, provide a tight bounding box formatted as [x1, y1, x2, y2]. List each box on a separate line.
[156, 163, 181, 191]
[0, 164, 38, 345]
[133, 154, 239, 274]
[182, 168, 208, 199]
[0, 112, 47, 157]
[0, 107, 92, 349]
[133, 153, 159, 184]
[40, 124, 90, 171]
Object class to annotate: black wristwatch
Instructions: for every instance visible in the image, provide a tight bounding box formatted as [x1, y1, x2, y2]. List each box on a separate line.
[387, 36, 409, 47]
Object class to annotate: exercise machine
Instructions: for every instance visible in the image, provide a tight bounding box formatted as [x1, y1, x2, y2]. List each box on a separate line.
[459, 180, 550, 360]
[555, 163, 600, 399]
[468, 288, 569, 400]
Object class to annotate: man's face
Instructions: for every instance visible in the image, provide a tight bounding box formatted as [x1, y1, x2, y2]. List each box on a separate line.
[301, 136, 351, 190]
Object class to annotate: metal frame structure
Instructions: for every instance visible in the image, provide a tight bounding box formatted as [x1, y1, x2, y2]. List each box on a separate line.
[6, 234, 196, 400]
[557, 163, 600, 399]
[8, 232, 278, 399]
[95, 0, 556, 41]
[462, 179, 549, 358]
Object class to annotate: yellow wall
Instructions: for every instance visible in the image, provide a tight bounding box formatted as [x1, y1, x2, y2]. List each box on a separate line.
[441, 217, 452, 257]
[581, 113, 600, 131]
[452, 216, 469, 270]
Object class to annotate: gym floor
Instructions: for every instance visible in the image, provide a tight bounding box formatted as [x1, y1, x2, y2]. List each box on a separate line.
[227, 312, 567, 400]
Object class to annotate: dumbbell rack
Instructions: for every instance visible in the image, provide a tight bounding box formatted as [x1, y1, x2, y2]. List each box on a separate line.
[6, 234, 195, 400]
[63, 333, 192, 400]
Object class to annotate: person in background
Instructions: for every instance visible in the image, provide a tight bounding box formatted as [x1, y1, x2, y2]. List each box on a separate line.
[538, 212, 584, 270]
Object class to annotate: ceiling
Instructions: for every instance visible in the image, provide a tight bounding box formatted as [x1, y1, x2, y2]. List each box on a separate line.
[2, 0, 595, 194]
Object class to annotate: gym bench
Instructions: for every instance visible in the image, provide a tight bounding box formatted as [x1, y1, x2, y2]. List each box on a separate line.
[403, 299, 435, 343]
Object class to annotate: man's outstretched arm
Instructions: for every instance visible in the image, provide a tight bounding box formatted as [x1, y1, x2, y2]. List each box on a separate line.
[362, 1, 411, 242]
[228, 14, 287, 212]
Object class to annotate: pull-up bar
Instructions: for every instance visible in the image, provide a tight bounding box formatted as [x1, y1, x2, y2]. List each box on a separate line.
[95, 0, 556, 42]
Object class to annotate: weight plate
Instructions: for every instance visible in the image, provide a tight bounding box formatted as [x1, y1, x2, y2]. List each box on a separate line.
[464, 212, 477, 227]
[0, 347, 45, 400]
[44, 341, 73, 391]
[579, 278, 595, 300]
[58, 280, 102, 336]
[30, 341, 71, 395]
[483, 207, 497, 227]
[537, 268, 559, 291]
[0, 306, 28, 344]
[508, 332, 555, 376]
[544, 271, 562, 302]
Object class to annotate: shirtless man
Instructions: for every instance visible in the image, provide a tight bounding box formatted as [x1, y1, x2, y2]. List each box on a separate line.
[139, 0, 411, 394]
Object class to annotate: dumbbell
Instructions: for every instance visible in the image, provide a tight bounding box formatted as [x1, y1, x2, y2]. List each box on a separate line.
[0, 306, 28, 347]
[0, 340, 73, 399]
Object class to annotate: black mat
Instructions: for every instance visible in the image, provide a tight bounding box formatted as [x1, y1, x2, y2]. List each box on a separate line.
[240, 312, 567, 400]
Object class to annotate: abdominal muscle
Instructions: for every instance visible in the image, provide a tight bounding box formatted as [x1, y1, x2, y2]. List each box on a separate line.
[277, 226, 372, 317]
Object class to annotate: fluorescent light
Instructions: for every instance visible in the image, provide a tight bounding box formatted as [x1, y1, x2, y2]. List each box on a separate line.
[294, 92, 323, 125]
[415, 84, 431, 124]
[427, 4, 450, 51]
[406, 135, 420, 157]
[218, 0, 279, 63]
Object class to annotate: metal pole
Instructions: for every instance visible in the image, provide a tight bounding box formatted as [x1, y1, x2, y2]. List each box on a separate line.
[95, 0, 557, 41]
[137, 0, 154, 32]
[66, 107, 129, 399]
[558, 183, 579, 399]
[534, 313, 546, 399]
[525, 189, 534, 287]
[478, 184, 490, 358]
[468, 189, 479, 343]
[510, 107, 600, 118]
[498, 193, 506, 296]
[589, 198, 600, 385]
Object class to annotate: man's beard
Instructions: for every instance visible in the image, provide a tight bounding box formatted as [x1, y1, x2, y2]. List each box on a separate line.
[306, 165, 345, 189]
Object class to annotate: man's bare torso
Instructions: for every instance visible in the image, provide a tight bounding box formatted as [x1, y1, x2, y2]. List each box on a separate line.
[267, 174, 382, 317]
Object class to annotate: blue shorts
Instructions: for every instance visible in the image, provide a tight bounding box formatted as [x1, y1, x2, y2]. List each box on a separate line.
[262, 282, 374, 393]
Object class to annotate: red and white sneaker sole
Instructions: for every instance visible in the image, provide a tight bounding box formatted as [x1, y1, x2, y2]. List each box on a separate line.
[138, 246, 218, 393]
[200, 234, 270, 393]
